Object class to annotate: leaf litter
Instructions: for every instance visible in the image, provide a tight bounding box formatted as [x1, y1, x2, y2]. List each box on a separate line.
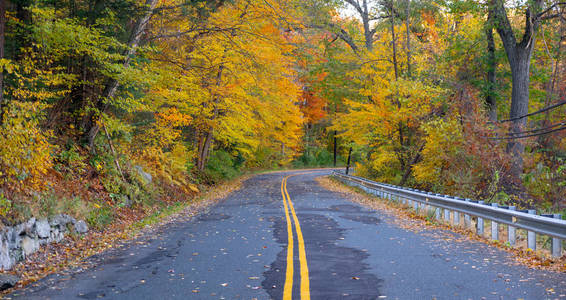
[1, 174, 252, 296]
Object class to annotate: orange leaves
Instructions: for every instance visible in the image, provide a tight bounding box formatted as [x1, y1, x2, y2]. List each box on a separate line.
[156, 107, 191, 128]
[300, 90, 327, 123]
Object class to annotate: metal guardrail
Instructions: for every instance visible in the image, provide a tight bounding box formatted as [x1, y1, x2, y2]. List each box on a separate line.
[331, 171, 566, 257]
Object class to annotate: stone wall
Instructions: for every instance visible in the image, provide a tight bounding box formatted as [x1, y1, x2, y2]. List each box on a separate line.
[0, 214, 88, 270]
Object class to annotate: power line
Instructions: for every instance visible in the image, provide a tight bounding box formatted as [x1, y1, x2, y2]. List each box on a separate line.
[494, 100, 566, 123]
[489, 124, 566, 140]
[507, 120, 566, 135]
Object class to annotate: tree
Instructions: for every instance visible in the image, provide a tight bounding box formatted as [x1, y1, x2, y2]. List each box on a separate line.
[488, 0, 565, 187]
[86, 0, 159, 150]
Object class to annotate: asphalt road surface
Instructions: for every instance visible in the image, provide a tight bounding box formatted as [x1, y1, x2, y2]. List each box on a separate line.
[9, 170, 566, 299]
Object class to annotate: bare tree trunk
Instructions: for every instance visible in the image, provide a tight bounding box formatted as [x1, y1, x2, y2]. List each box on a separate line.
[87, 0, 158, 150]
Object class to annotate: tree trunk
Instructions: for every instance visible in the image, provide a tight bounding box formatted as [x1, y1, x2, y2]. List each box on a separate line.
[197, 130, 214, 171]
[506, 49, 531, 174]
[489, 0, 542, 189]
[345, 0, 374, 51]
[400, 144, 424, 186]
[0, 0, 5, 124]
[362, 0, 372, 50]
[405, 0, 411, 78]
[389, 1, 399, 80]
[485, 26, 497, 122]
[196, 64, 224, 171]
[87, 0, 158, 150]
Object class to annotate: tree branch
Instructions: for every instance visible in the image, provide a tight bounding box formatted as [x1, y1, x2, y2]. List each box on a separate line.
[344, 0, 364, 15]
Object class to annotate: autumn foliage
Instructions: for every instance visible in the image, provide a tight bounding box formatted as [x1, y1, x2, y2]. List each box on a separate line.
[0, 0, 305, 224]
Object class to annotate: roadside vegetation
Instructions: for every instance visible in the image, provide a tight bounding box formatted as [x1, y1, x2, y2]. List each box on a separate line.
[295, 0, 566, 214]
[0, 0, 307, 229]
[0, 0, 564, 254]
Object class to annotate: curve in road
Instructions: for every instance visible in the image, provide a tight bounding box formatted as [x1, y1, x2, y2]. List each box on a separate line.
[8, 170, 566, 299]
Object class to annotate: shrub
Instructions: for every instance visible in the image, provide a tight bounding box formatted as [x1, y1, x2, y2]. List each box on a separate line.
[0, 101, 53, 191]
[205, 150, 240, 182]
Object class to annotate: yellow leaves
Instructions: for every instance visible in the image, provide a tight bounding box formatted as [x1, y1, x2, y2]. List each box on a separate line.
[413, 118, 464, 185]
[0, 58, 17, 74]
[141, 0, 304, 165]
[188, 184, 199, 193]
[0, 101, 54, 190]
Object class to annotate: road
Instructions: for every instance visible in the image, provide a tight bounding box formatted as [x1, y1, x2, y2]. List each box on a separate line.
[8, 170, 566, 299]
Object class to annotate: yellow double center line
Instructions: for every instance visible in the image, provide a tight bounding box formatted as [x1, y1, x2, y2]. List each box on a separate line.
[281, 174, 310, 300]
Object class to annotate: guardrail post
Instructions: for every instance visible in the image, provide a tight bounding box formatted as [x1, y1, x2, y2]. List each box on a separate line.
[454, 211, 460, 226]
[508, 206, 516, 246]
[444, 208, 450, 223]
[464, 199, 472, 228]
[435, 207, 441, 220]
[552, 214, 563, 258]
[527, 210, 536, 251]
[413, 200, 418, 213]
[477, 201, 484, 236]
[491, 203, 499, 240]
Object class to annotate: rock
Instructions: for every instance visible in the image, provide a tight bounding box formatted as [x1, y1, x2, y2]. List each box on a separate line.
[21, 236, 39, 257]
[11, 224, 24, 238]
[49, 214, 76, 227]
[49, 228, 64, 243]
[23, 218, 36, 235]
[0, 232, 14, 271]
[135, 165, 152, 184]
[35, 219, 50, 239]
[74, 220, 88, 234]
[0, 274, 19, 291]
